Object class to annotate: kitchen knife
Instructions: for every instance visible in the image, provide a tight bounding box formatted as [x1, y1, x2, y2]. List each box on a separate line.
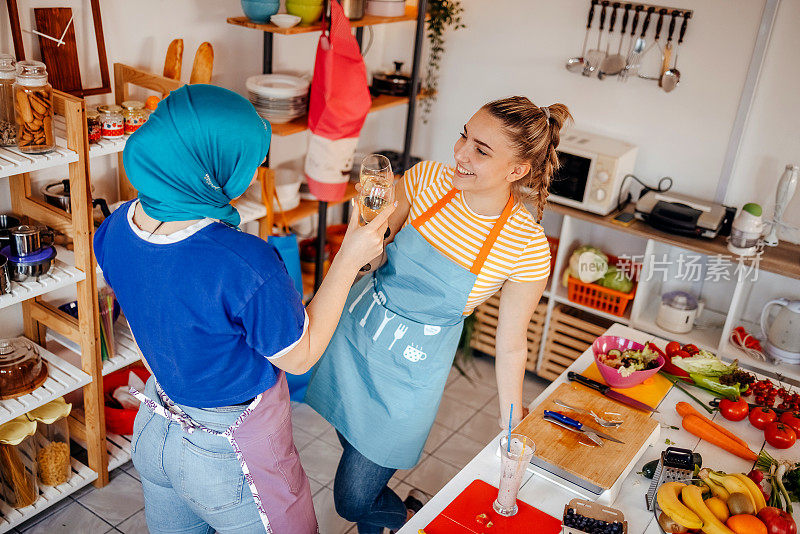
[544, 410, 625, 444]
[567, 372, 658, 413]
[543, 412, 603, 446]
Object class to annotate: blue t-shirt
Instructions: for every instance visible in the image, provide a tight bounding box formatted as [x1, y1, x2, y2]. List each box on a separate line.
[94, 201, 307, 407]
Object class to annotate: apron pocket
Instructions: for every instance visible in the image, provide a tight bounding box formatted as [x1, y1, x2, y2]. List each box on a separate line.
[179, 435, 245, 512]
[268, 411, 303, 494]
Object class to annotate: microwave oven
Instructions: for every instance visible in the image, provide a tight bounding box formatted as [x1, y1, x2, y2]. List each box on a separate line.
[548, 129, 638, 216]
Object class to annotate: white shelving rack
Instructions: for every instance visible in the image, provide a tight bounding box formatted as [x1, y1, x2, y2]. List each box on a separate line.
[528, 206, 800, 386]
[0, 144, 78, 179]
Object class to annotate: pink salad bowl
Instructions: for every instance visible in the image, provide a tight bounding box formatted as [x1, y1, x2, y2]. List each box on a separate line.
[592, 335, 665, 388]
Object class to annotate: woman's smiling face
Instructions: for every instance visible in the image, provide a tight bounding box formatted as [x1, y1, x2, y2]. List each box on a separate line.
[452, 108, 531, 195]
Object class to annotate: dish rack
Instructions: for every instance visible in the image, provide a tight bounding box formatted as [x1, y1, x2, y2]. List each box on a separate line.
[566, 254, 641, 317]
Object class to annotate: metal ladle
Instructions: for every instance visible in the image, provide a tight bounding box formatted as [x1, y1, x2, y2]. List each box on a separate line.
[566, 0, 599, 73]
[661, 11, 690, 92]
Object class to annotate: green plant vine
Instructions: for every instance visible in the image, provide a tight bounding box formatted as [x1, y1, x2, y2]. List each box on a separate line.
[422, 0, 465, 122]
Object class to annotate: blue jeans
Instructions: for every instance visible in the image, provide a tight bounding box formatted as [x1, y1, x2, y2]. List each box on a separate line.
[333, 431, 407, 534]
[131, 380, 265, 534]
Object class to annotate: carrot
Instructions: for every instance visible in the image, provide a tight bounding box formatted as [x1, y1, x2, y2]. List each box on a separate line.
[682, 414, 757, 461]
[675, 401, 749, 449]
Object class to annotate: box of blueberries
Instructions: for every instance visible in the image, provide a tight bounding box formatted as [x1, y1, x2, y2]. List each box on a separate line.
[562, 498, 627, 534]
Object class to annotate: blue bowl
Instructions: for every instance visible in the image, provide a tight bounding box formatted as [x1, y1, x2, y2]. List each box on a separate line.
[241, 0, 280, 23]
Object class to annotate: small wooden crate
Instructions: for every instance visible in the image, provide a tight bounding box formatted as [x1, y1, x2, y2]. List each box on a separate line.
[469, 295, 547, 373]
[538, 304, 613, 381]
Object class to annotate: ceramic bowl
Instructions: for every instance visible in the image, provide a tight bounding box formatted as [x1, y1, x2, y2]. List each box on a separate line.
[287, 0, 324, 5]
[241, 0, 280, 23]
[592, 335, 664, 388]
[270, 14, 302, 28]
[286, 2, 324, 25]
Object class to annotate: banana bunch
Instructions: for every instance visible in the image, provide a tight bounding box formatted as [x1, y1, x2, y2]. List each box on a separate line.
[655, 472, 767, 534]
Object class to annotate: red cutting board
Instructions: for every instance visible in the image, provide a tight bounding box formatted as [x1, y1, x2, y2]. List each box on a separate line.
[423, 479, 561, 534]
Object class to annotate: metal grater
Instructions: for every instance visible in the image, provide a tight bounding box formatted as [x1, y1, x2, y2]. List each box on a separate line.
[645, 447, 695, 511]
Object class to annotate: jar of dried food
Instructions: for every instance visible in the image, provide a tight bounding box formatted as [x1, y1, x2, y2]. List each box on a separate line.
[98, 104, 124, 139]
[0, 54, 16, 147]
[13, 60, 55, 154]
[121, 100, 147, 135]
[86, 109, 101, 144]
[0, 416, 39, 508]
[27, 397, 71, 487]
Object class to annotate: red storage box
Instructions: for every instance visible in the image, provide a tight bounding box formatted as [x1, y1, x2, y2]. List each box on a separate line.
[104, 367, 150, 435]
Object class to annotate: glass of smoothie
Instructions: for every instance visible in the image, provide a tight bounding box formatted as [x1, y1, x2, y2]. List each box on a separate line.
[493, 434, 535, 516]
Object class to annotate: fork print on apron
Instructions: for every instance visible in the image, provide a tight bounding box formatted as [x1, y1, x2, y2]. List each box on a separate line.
[306, 188, 516, 469]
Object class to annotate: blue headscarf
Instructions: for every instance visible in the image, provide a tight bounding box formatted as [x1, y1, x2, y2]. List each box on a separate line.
[122, 84, 270, 226]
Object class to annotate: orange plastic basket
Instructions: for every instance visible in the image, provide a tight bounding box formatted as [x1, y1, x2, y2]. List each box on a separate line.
[565, 254, 638, 317]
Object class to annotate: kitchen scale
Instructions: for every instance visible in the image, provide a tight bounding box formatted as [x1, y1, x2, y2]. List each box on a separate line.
[644, 446, 696, 511]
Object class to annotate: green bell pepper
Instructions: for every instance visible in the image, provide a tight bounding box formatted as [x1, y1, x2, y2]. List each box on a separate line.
[689, 373, 740, 401]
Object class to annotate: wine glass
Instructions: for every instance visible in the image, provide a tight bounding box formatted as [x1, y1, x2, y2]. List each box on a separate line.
[358, 154, 394, 226]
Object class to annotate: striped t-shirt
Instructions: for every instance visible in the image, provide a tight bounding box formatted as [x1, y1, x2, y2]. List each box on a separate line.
[402, 161, 551, 314]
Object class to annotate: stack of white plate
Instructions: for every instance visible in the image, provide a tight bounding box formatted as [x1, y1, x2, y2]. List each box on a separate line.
[246, 74, 310, 124]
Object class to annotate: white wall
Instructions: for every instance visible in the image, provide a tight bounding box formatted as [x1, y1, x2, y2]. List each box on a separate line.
[724, 0, 800, 236]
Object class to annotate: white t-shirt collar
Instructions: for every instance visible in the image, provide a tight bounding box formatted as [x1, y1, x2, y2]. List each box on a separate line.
[127, 200, 215, 244]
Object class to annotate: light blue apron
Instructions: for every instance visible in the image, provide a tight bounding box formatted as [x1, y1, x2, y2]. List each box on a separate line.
[305, 189, 515, 469]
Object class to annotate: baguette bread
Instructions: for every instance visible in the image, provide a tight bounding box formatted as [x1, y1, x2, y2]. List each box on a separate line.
[163, 38, 184, 81]
[189, 42, 214, 84]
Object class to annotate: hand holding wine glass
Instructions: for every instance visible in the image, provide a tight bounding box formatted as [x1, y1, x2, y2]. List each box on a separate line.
[358, 154, 395, 226]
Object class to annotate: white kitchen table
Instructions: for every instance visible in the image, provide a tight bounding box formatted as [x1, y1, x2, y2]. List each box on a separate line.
[398, 323, 800, 533]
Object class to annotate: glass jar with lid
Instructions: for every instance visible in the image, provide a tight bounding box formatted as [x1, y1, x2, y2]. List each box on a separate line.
[0, 54, 16, 146]
[0, 416, 39, 508]
[121, 100, 147, 135]
[98, 104, 124, 139]
[86, 109, 101, 144]
[27, 397, 72, 487]
[13, 60, 55, 154]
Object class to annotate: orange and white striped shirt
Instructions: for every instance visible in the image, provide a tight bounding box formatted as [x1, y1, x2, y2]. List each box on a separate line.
[402, 161, 551, 314]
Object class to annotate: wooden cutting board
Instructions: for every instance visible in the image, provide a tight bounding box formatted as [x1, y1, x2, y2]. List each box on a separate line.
[513, 382, 659, 491]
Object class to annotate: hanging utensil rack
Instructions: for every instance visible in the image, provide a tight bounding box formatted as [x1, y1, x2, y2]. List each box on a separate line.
[566, 1, 693, 90]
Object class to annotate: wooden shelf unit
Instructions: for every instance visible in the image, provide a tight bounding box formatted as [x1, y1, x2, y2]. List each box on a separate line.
[227, 5, 418, 35]
[6, 91, 110, 493]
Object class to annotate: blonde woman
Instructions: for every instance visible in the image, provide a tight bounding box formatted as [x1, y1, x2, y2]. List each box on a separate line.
[305, 96, 572, 533]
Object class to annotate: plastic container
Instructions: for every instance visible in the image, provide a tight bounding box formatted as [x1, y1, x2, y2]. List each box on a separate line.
[121, 100, 147, 135]
[592, 335, 665, 388]
[0, 416, 39, 508]
[563, 498, 627, 534]
[98, 104, 124, 139]
[566, 254, 638, 317]
[104, 367, 150, 435]
[0, 54, 16, 146]
[27, 397, 72, 486]
[14, 60, 55, 154]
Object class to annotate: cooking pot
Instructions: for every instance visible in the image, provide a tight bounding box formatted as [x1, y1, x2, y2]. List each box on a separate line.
[9, 225, 54, 258]
[41, 179, 112, 218]
[1, 245, 56, 282]
[0, 214, 21, 250]
[371, 62, 413, 97]
[340, 0, 366, 19]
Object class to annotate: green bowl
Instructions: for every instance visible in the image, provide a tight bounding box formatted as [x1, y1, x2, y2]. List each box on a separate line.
[286, 2, 324, 24]
[286, 0, 323, 5]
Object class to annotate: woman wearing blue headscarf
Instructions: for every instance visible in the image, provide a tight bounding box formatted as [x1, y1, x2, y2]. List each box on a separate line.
[94, 85, 394, 534]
